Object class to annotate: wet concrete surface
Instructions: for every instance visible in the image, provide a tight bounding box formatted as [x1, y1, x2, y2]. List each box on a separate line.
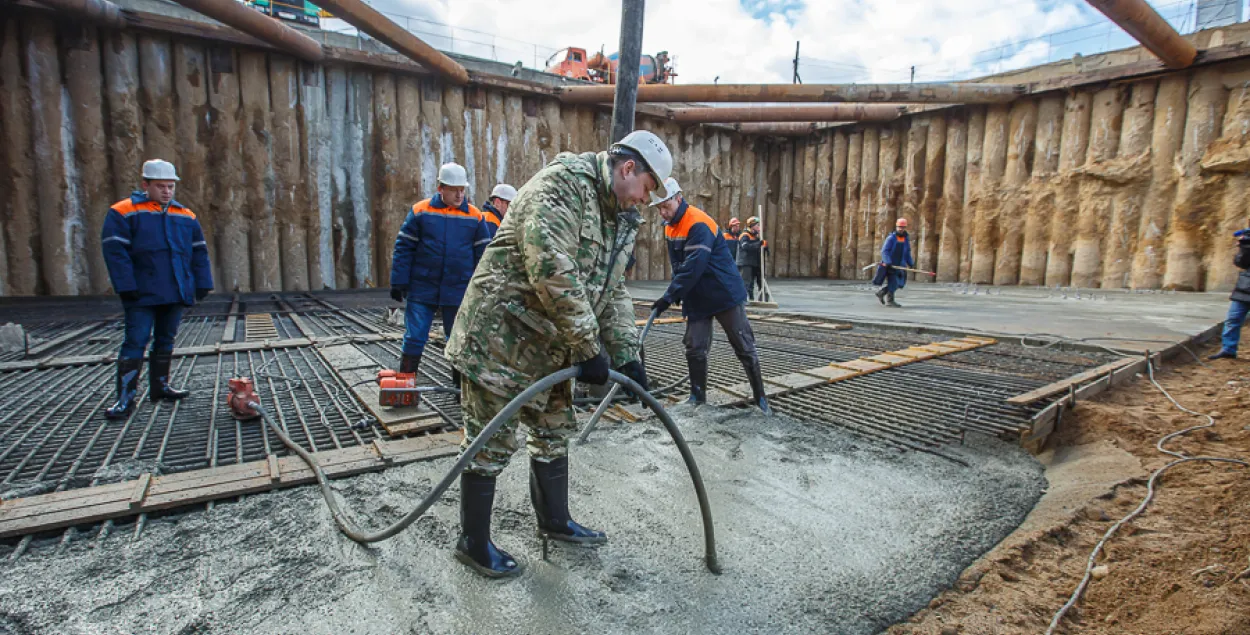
[0, 406, 1043, 635]
[629, 280, 1227, 353]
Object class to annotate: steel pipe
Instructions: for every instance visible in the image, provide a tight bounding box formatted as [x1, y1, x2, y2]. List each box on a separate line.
[166, 0, 324, 62]
[559, 82, 1024, 105]
[32, 0, 127, 28]
[732, 123, 821, 136]
[311, 0, 469, 84]
[671, 104, 904, 124]
[611, 0, 646, 142]
[1085, 0, 1198, 68]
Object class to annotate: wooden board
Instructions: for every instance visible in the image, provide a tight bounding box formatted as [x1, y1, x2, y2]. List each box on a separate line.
[0, 432, 460, 539]
[25, 323, 102, 357]
[1005, 357, 1138, 406]
[314, 342, 439, 435]
[222, 294, 239, 342]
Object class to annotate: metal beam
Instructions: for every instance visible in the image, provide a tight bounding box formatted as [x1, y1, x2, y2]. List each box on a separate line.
[32, 0, 128, 28]
[165, 0, 324, 62]
[1086, 0, 1198, 68]
[611, 0, 646, 143]
[670, 104, 904, 124]
[560, 82, 1024, 105]
[311, 0, 469, 85]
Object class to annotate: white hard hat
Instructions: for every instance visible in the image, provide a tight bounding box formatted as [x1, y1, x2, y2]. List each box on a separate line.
[437, 162, 469, 187]
[612, 129, 672, 192]
[490, 183, 517, 201]
[649, 177, 682, 206]
[141, 159, 180, 182]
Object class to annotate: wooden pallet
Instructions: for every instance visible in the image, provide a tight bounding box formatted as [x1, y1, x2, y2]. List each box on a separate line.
[0, 432, 461, 540]
[244, 313, 280, 342]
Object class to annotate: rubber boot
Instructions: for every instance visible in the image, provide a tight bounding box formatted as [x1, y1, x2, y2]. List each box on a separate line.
[685, 356, 708, 405]
[451, 369, 463, 404]
[105, 359, 144, 420]
[1209, 349, 1237, 360]
[454, 471, 524, 578]
[886, 292, 901, 308]
[399, 352, 421, 374]
[148, 350, 189, 402]
[745, 357, 775, 416]
[875, 287, 888, 305]
[530, 457, 606, 545]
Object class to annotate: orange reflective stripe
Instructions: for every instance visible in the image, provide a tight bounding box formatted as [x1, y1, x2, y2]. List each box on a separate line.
[110, 199, 137, 215]
[664, 205, 718, 241]
[109, 199, 195, 219]
[483, 211, 501, 227]
[413, 199, 484, 221]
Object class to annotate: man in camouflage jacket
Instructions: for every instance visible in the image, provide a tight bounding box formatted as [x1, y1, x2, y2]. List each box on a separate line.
[445, 130, 673, 579]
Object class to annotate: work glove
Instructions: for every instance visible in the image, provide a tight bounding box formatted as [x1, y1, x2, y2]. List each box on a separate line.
[196, 288, 211, 301]
[651, 297, 672, 317]
[119, 290, 140, 303]
[616, 359, 649, 393]
[576, 348, 611, 386]
[390, 285, 407, 303]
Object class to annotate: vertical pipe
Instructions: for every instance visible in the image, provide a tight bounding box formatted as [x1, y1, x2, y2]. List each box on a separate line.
[1131, 75, 1187, 289]
[902, 118, 927, 281]
[1045, 91, 1093, 287]
[327, 66, 352, 289]
[791, 139, 810, 276]
[776, 139, 794, 278]
[372, 71, 399, 287]
[348, 70, 374, 287]
[1164, 67, 1225, 290]
[271, 57, 308, 291]
[239, 52, 279, 292]
[960, 107, 986, 282]
[1021, 95, 1063, 286]
[301, 63, 332, 291]
[172, 42, 217, 290]
[971, 104, 1008, 284]
[1072, 86, 1126, 288]
[857, 127, 879, 278]
[840, 130, 863, 280]
[207, 47, 247, 293]
[814, 131, 834, 277]
[611, 0, 645, 143]
[827, 130, 849, 278]
[66, 24, 112, 294]
[876, 125, 902, 262]
[919, 115, 946, 280]
[26, 16, 74, 295]
[935, 112, 966, 282]
[994, 98, 1038, 286]
[1102, 80, 1156, 289]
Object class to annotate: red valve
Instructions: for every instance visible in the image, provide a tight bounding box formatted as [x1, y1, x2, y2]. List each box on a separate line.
[226, 377, 261, 421]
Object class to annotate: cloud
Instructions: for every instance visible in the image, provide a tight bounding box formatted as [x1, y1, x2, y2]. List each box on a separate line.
[326, 0, 1107, 84]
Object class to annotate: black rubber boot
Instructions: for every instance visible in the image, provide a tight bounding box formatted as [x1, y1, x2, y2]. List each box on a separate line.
[454, 471, 524, 578]
[148, 350, 189, 402]
[875, 287, 888, 305]
[686, 356, 708, 405]
[399, 352, 421, 374]
[451, 369, 463, 403]
[105, 359, 144, 420]
[745, 357, 775, 416]
[886, 292, 901, 308]
[530, 457, 606, 545]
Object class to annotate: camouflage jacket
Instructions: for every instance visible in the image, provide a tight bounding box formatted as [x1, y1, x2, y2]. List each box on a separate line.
[446, 151, 643, 403]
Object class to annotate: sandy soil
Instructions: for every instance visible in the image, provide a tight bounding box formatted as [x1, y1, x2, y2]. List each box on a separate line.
[886, 348, 1250, 635]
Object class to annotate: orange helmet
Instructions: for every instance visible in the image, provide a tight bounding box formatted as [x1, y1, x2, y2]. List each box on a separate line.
[729, 217, 741, 227]
[896, 218, 908, 228]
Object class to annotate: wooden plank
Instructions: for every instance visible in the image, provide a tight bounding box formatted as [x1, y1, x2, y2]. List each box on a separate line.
[314, 342, 440, 434]
[799, 366, 860, 381]
[833, 359, 890, 372]
[383, 412, 447, 437]
[637, 317, 685, 326]
[222, 294, 240, 343]
[865, 353, 913, 366]
[267, 454, 280, 482]
[763, 373, 826, 390]
[128, 474, 152, 509]
[0, 433, 460, 539]
[276, 298, 314, 339]
[1005, 357, 1137, 406]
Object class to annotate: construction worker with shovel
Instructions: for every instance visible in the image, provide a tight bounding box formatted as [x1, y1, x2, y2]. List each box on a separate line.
[737, 216, 767, 300]
[875, 218, 914, 308]
[650, 179, 773, 416]
[444, 130, 668, 578]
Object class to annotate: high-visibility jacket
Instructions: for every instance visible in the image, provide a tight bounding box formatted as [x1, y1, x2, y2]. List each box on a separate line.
[482, 201, 505, 239]
[101, 192, 213, 307]
[723, 228, 741, 261]
[662, 201, 748, 320]
[390, 194, 491, 306]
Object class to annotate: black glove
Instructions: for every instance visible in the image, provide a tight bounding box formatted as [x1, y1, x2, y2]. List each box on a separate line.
[390, 286, 407, 303]
[196, 288, 211, 301]
[576, 348, 611, 386]
[119, 290, 140, 303]
[651, 297, 672, 316]
[616, 359, 649, 393]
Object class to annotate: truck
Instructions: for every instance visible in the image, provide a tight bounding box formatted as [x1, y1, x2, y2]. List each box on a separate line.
[546, 47, 675, 84]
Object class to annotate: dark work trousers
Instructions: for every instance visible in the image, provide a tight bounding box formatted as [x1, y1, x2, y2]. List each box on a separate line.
[683, 304, 761, 384]
[738, 266, 762, 300]
[119, 304, 184, 359]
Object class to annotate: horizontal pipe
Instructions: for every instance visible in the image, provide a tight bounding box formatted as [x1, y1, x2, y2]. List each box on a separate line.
[732, 123, 820, 136]
[32, 0, 127, 28]
[559, 82, 1024, 105]
[311, 0, 469, 85]
[670, 104, 904, 124]
[166, 0, 324, 62]
[1086, 0, 1197, 69]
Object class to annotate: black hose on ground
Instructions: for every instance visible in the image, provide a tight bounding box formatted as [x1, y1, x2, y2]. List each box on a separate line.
[248, 367, 721, 574]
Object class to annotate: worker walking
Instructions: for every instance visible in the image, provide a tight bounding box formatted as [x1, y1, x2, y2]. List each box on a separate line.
[445, 130, 670, 578]
[481, 183, 516, 239]
[874, 218, 914, 308]
[723, 217, 741, 261]
[737, 217, 767, 300]
[650, 180, 773, 416]
[101, 159, 213, 420]
[390, 162, 491, 393]
[1209, 229, 1250, 360]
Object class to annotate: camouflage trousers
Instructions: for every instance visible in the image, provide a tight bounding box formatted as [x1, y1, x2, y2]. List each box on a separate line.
[459, 377, 577, 477]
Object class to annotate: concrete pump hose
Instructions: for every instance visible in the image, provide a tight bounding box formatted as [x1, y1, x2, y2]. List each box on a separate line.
[248, 366, 722, 574]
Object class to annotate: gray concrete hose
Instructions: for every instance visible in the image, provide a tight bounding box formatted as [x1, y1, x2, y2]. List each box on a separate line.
[249, 367, 722, 574]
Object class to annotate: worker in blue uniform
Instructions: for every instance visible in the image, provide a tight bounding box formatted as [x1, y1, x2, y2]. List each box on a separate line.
[481, 183, 516, 239]
[649, 178, 772, 416]
[874, 217, 914, 308]
[390, 162, 491, 396]
[101, 159, 214, 420]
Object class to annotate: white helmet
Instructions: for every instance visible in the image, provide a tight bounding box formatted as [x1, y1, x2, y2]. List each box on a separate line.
[612, 130, 672, 192]
[437, 162, 469, 187]
[490, 183, 517, 201]
[141, 159, 180, 182]
[649, 177, 682, 206]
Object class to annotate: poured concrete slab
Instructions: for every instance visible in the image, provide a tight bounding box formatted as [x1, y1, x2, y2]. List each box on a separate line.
[629, 280, 1227, 353]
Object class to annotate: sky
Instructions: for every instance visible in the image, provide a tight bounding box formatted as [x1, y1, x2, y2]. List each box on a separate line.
[319, 0, 1246, 84]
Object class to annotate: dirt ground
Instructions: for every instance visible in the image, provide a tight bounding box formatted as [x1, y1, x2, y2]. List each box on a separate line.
[887, 347, 1250, 635]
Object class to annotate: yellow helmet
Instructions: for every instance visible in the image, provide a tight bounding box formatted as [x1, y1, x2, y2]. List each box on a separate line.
[746, 216, 760, 227]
